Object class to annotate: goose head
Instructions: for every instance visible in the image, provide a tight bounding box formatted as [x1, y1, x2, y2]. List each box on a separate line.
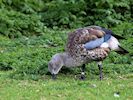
[48, 53, 65, 79]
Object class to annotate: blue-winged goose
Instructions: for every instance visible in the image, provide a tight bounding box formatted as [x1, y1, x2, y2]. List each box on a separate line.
[48, 26, 128, 80]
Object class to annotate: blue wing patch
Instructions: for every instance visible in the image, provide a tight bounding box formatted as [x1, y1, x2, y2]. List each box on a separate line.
[84, 34, 111, 50]
[104, 34, 111, 42]
[84, 37, 104, 49]
[101, 28, 112, 42]
[84, 28, 112, 50]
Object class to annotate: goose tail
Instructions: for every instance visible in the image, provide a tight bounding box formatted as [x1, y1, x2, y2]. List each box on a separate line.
[115, 46, 129, 54]
[111, 34, 125, 40]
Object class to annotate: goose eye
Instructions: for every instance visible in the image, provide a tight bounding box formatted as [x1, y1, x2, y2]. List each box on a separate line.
[54, 68, 56, 71]
[48, 62, 53, 67]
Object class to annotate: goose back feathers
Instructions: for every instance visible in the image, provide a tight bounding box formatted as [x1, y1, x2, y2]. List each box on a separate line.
[66, 27, 110, 61]
[48, 25, 128, 79]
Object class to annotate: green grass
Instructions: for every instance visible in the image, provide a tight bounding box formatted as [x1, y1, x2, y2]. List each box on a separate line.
[0, 23, 133, 99]
[0, 71, 133, 100]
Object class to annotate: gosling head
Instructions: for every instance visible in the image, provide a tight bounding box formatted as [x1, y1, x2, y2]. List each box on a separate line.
[48, 53, 64, 79]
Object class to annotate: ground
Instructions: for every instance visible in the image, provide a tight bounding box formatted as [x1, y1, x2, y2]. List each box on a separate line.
[0, 25, 132, 100]
[0, 71, 133, 100]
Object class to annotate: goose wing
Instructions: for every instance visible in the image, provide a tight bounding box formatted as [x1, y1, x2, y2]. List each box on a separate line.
[84, 27, 112, 50]
[67, 27, 110, 50]
[84, 25, 125, 50]
[67, 26, 124, 50]
[86, 25, 125, 39]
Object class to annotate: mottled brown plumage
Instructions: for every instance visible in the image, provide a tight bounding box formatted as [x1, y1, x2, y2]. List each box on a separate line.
[66, 27, 110, 62]
[48, 25, 128, 80]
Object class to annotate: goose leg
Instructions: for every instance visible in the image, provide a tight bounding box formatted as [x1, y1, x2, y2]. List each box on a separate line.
[98, 61, 103, 80]
[80, 64, 86, 80]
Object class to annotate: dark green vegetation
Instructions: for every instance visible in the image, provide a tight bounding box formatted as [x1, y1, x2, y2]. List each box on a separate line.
[0, 0, 132, 38]
[0, 0, 133, 99]
[0, 22, 132, 79]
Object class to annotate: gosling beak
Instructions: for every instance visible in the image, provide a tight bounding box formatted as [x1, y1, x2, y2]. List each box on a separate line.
[52, 74, 56, 80]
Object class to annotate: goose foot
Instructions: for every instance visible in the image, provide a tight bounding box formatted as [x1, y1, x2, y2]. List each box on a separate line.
[80, 73, 85, 80]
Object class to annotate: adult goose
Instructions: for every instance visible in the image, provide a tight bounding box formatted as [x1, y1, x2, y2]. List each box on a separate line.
[48, 26, 128, 80]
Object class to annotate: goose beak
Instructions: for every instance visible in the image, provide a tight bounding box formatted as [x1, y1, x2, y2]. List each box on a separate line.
[52, 74, 56, 80]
